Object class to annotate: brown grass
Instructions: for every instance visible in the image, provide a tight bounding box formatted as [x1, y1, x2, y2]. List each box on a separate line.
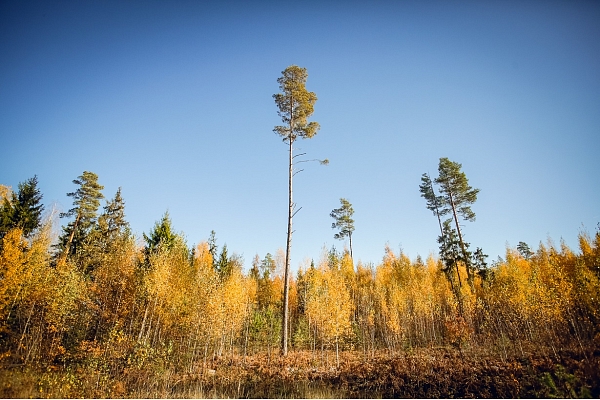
[2, 346, 598, 398]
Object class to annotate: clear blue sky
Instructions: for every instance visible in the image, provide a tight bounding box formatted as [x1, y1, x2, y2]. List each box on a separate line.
[1, 0, 599, 271]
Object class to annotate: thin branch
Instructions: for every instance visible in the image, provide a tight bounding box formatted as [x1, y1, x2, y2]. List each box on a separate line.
[295, 158, 329, 165]
[292, 207, 303, 218]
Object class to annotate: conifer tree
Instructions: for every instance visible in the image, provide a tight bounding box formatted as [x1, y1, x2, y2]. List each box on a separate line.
[419, 157, 483, 290]
[472, 247, 489, 281]
[0, 175, 44, 240]
[208, 230, 218, 269]
[250, 254, 261, 281]
[517, 241, 533, 260]
[260, 253, 276, 280]
[330, 198, 355, 259]
[97, 187, 129, 241]
[438, 220, 466, 314]
[273, 65, 321, 356]
[83, 188, 130, 274]
[434, 158, 479, 260]
[217, 244, 230, 278]
[57, 171, 104, 265]
[143, 211, 180, 263]
[419, 173, 445, 239]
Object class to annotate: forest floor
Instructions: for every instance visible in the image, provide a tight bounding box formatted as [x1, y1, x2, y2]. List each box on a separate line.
[1, 345, 599, 398]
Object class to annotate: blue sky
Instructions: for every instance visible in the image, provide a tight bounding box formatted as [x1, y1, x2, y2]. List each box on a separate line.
[1, 0, 599, 271]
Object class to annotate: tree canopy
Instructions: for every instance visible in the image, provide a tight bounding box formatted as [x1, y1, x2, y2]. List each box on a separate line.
[273, 65, 320, 143]
[0, 175, 44, 240]
[57, 171, 104, 265]
[330, 198, 355, 258]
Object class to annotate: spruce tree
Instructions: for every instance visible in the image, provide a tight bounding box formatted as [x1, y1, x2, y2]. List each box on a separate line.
[98, 188, 129, 241]
[83, 188, 130, 274]
[0, 175, 44, 240]
[216, 244, 230, 278]
[143, 211, 178, 261]
[143, 212, 194, 277]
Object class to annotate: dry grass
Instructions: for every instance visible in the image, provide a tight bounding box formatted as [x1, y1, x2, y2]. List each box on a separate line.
[1, 346, 598, 398]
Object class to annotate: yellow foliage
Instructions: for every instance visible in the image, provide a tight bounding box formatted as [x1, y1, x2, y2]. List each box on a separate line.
[305, 260, 353, 347]
[221, 269, 253, 337]
[194, 241, 213, 272]
[0, 185, 11, 202]
[91, 235, 138, 332]
[194, 267, 254, 354]
[340, 252, 355, 287]
[483, 241, 590, 345]
[145, 243, 198, 336]
[1, 225, 54, 322]
[0, 228, 27, 320]
[2, 204, 598, 371]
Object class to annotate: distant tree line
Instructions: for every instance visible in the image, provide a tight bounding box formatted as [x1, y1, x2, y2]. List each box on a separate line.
[0, 168, 597, 381]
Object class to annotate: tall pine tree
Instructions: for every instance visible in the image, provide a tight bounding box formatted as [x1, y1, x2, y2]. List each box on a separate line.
[434, 158, 479, 289]
[330, 198, 355, 259]
[57, 171, 104, 265]
[273, 65, 321, 356]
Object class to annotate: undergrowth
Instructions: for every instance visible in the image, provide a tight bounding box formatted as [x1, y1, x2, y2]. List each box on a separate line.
[1, 346, 598, 398]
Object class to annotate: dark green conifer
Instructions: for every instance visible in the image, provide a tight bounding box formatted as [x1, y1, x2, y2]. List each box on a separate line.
[330, 198, 355, 259]
[57, 171, 104, 264]
[143, 211, 177, 258]
[0, 175, 44, 240]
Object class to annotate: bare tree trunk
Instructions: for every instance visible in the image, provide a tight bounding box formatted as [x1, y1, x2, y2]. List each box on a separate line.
[243, 307, 250, 363]
[335, 337, 339, 368]
[448, 191, 474, 291]
[349, 232, 353, 259]
[281, 138, 293, 356]
[429, 175, 465, 313]
[18, 301, 36, 363]
[138, 300, 150, 342]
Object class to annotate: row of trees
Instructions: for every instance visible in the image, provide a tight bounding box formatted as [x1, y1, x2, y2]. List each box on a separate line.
[1, 66, 598, 385]
[271, 66, 486, 356]
[1, 171, 599, 377]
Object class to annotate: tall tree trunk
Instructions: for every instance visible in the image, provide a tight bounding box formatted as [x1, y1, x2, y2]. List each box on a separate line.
[59, 213, 81, 266]
[426, 175, 445, 239]
[447, 191, 474, 291]
[432, 177, 464, 314]
[429, 176, 461, 287]
[349, 232, 353, 259]
[281, 137, 293, 356]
